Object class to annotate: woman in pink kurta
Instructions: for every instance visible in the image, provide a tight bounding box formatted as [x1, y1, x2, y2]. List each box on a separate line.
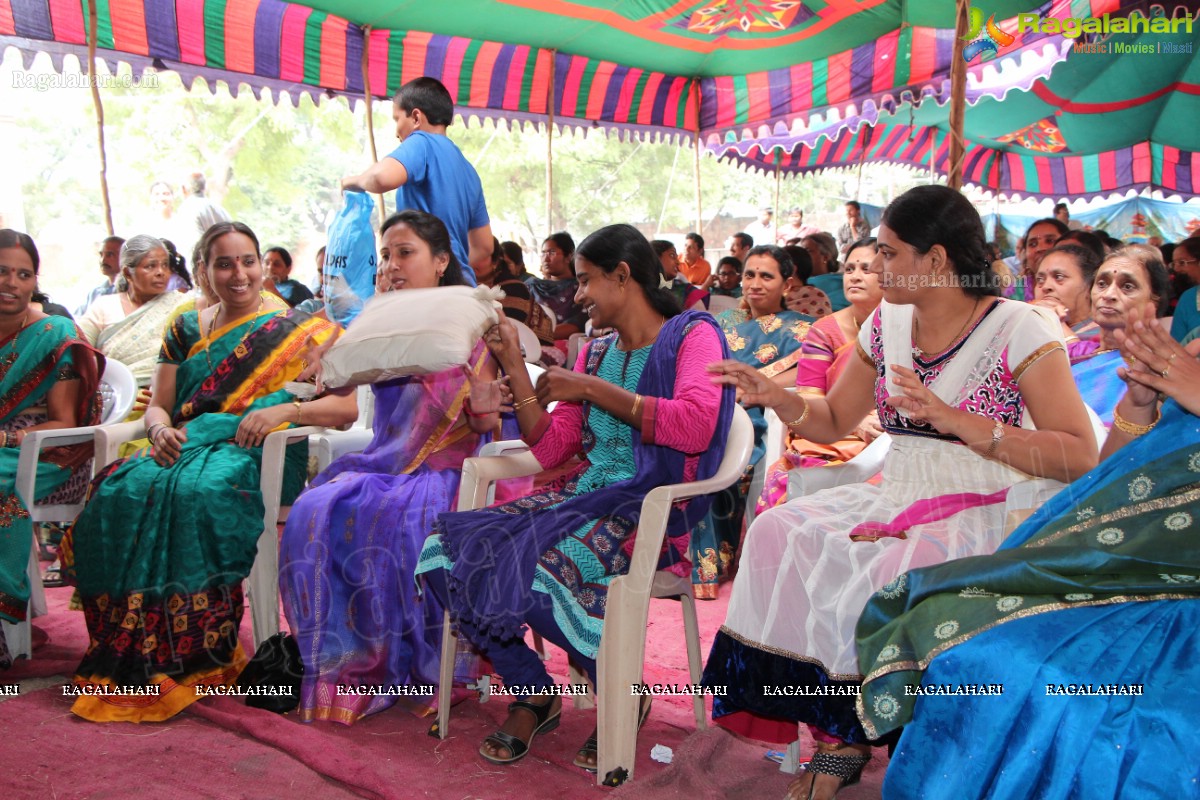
[417, 224, 735, 771]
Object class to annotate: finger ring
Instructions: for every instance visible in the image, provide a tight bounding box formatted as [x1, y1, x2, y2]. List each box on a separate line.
[1161, 365, 1171, 379]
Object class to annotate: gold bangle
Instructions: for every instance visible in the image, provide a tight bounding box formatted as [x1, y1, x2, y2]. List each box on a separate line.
[631, 393, 644, 419]
[985, 419, 1004, 459]
[1112, 405, 1160, 437]
[512, 395, 539, 412]
[784, 396, 810, 430]
[293, 400, 302, 426]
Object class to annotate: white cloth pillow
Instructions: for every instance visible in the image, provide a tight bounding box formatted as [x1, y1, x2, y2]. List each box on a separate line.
[320, 285, 502, 387]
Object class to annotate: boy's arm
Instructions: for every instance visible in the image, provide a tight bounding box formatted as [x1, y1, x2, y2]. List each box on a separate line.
[467, 224, 494, 274]
[341, 157, 408, 193]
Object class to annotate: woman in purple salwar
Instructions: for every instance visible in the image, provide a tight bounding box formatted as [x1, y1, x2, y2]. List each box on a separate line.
[417, 224, 735, 771]
[278, 211, 505, 724]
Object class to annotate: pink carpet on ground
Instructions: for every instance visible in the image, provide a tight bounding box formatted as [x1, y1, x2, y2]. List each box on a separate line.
[3, 582, 885, 799]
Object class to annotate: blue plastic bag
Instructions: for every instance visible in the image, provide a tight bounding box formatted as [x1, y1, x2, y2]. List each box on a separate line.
[323, 191, 377, 326]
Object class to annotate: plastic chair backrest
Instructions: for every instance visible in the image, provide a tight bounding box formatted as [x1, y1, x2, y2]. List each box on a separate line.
[98, 359, 136, 424]
[509, 319, 543, 364]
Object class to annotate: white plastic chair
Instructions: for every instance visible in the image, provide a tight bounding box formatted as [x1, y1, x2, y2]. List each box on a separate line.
[508, 319, 544, 365]
[434, 404, 754, 786]
[3, 359, 136, 659]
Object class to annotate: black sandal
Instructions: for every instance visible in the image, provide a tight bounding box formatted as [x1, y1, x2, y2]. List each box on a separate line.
[573, 694, 652, 772]
[478, 696, 562, 765]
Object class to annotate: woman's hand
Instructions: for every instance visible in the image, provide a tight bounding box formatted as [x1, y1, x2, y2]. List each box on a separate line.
[706, 360, 789, 409]
[296, 329, 340, 393]
[884, 365, 959, 433]
[133, 387, 152, 414]
[854, 410, 884, 443]
[152, 425, 188, 467]
[483, 309, 523, 368]
[535, 366, 601, 406]
[1032, 297, 1070, 324]
[235, 405, 292, 449]
[1115, 306, 1200, 416]
[464, 366, 509, 415]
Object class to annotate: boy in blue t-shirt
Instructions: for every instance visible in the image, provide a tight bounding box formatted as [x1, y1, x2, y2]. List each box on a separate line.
[341, 77, 491, 286]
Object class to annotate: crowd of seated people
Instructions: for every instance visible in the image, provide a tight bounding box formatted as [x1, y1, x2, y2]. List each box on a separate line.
[3, 181, 1199, 800]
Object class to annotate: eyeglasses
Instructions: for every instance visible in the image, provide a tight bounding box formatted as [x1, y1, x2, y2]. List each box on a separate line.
[1171, 258, 1198, 269]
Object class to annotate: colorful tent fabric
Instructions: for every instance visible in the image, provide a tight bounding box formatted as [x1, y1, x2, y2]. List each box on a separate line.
[5, 0, 1194, 198]
[0, 0, 1064, 140]
[718, 0, 1200, 199]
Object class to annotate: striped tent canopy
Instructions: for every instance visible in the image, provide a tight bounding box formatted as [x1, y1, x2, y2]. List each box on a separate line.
[719, 0, 1200, 199]
[1, 0, 1067, 142]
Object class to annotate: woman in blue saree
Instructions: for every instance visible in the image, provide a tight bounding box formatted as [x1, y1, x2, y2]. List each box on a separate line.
[62, 222, 356, 721]
[857, 309, 1200, 799]
[0, 230, 102, 666]
[694, 245, 813, 598]
[278, 210, 508, 725]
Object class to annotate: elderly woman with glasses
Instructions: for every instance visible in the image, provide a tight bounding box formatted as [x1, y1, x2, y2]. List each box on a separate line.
[76, 234, 189, 388]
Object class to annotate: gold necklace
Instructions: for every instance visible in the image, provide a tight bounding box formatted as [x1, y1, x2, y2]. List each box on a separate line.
[205, 297, 264, 370]
[618, 315, 666, 352]
[913, 298, 980, 359]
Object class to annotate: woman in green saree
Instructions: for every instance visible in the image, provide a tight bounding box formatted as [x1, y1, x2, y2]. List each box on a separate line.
[0, 230, 102, 667]
[62, 222, 357, 721]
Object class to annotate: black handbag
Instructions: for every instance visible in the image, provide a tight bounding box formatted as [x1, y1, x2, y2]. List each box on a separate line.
[236, 632, 303, 713]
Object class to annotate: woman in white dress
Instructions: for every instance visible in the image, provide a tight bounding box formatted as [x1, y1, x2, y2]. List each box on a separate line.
[700, 185, 1099, 800]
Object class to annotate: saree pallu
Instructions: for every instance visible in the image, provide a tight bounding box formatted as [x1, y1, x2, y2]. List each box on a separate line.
[1070, 347, 1123, 426]
[857, 401, 1200, 799]
[0, 317, 102, 628]
[94, 290, 188, 386]
[693, 310, 811, 597]
[496, 280, 554, 345]
[279, 343, 492, 724]
[62, 308, 335, 721]
[755, 313, 869, 515]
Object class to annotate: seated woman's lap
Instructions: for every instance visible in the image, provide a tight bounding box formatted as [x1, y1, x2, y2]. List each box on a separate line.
[885, 599, 1200, 800]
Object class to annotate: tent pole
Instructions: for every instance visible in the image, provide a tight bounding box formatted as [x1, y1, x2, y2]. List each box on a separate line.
[85, 0, 114, 236]
[774, 152, 781, 233]
[360, 26, 385, 228]
[546, 50, 555, 235]
[693, 80, 702, 233]
[948, 0, 969, 190]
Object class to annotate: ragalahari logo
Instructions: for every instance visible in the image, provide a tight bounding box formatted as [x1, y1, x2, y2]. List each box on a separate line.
[962, 7, 1016, 62]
